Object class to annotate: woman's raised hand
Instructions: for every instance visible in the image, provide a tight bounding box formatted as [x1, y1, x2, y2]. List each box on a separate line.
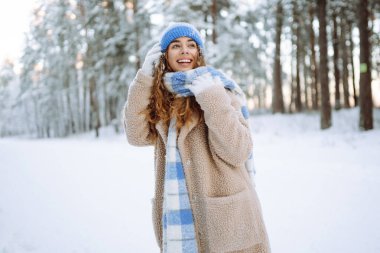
[141, 43, 162, 77]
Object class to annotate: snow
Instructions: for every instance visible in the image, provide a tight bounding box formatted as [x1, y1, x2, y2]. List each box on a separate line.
[1, 108, 380, 253]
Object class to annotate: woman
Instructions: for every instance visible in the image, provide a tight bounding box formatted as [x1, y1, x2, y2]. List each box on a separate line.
[123, 22, 270, 253]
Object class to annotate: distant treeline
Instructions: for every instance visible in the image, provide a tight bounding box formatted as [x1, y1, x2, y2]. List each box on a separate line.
[0, 0, 378, 137]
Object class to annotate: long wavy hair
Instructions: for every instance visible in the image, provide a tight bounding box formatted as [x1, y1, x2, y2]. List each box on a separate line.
[143, 46, 206, 142]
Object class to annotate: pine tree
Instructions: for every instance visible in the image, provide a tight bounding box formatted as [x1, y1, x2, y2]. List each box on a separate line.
[317, 0, 332, 129]
[358, 0, 373, 130]
[273, 0, 285, 113]
[308, 2, 319, 110]
[331, 6, 341, 110]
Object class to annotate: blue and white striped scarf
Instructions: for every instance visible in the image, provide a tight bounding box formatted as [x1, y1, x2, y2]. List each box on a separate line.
[162, 119, 198, 253]
[164, 66, 255, 177]
[161, 66, 256, 252]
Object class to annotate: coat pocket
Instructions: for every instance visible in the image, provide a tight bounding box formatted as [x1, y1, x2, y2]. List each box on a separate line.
[151, 198, 162, 249]
[204, 189, 263, 252]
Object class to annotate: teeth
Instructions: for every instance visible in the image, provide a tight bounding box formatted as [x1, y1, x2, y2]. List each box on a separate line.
[178, 59, 191, 63]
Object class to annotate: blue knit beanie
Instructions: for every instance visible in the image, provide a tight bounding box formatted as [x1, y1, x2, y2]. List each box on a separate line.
[160, 22, 204, 53]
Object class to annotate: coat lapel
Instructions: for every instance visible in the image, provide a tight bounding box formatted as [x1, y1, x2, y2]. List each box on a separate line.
[178, 110, 200, 145]
[156, 110, 200, 146]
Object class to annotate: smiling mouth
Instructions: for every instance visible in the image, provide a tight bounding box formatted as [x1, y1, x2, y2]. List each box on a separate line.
[177, 59, 192, 63]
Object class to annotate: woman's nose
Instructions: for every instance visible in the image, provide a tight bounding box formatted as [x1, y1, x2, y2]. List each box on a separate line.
[180, 46, 189, 54]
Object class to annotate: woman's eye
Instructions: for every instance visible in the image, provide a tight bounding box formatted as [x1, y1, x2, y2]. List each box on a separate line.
[172, 44, 180, 49]
[188, 43, 196, 48]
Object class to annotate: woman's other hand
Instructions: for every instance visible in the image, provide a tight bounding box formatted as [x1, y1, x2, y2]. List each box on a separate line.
[187, 74, 222, 96]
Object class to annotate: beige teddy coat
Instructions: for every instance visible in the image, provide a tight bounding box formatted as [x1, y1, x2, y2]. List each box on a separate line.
[123, 70, 271, 253]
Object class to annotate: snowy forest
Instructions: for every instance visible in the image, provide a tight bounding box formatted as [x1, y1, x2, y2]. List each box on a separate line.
[0, 0, 379, 138]
[1, 1, 380, 252]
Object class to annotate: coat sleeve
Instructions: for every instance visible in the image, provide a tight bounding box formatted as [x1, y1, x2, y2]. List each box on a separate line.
[194, 85, 253, 167]
[123, 70, 154, 146]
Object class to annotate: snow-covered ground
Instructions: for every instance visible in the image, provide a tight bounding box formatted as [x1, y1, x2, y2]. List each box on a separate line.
[1, 108, 379, 253]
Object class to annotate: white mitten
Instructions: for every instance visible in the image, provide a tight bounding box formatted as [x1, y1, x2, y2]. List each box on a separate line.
[141, 43, 162, 77]
[187, 74, 223, 96]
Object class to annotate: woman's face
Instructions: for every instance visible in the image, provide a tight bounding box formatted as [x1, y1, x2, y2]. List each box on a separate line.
[166, 37, 199, 72]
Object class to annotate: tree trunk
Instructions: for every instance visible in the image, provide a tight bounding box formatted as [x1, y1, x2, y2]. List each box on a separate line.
[289, 78, 295, 113]
[87, 43, 101, 136]
[358, 0, 373, 130]
[211, 0, 217, 44]
[89, 73, 101, 137]
[303, 51, 310, 110]
[293, 0, 302, 112]
[63, 70, 75, 134]
[340, 13, 350, 108]
[332, 11, 341, 110]
[133, 0, 141, 71]
[82, 70, 89, 132]
[317, 0, 331, 129]
[75, 69, 83, 133]
[78, 0, 89, 132]
[308, 2, 319, 110]
[348, 22, 358, 107]
[273, 0, 285, 113]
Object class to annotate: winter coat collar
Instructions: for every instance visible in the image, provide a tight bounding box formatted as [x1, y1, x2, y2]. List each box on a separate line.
[155, 109, 201, 146]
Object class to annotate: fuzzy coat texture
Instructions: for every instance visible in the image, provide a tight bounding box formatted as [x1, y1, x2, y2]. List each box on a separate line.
[123, 70, 271, 253]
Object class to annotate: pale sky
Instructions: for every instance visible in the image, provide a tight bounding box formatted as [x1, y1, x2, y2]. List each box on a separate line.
[0, 1, 37, 65]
